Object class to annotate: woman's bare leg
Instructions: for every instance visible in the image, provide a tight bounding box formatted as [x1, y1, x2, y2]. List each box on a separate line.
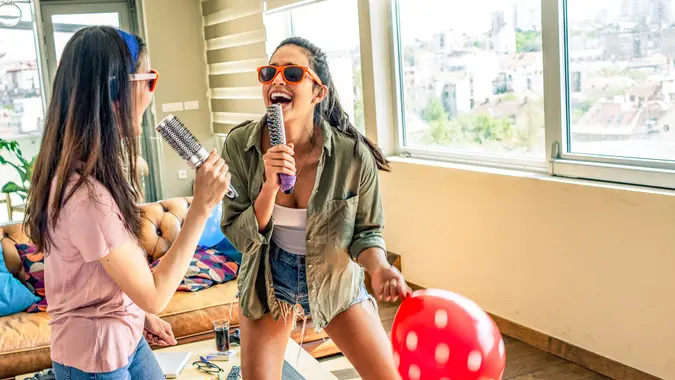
[238, 307, 295, 380]
[323, 301, 401, 380]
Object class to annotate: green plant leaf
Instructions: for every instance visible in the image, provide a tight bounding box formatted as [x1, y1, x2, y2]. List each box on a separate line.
[6, 161, 26, 178]
[2, 181, 27, 195]
[25, 157, 35, 181]
[0, 139, 19, 154]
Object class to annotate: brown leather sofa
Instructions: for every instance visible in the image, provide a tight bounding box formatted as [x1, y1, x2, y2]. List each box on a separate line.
[0, 197, 339, 379]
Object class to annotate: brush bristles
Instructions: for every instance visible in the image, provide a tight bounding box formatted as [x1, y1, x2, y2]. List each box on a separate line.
[164, 117, 202, 154]
[267, 104, 285, 146]
[156, 115, 206, 161]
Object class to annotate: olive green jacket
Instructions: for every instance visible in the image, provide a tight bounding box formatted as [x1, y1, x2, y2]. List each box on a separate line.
[220, 119, 385, 329]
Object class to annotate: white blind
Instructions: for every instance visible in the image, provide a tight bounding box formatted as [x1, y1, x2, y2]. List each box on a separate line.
[202, 0, 267, 134]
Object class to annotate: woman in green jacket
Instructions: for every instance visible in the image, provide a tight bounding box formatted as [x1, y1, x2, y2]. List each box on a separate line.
[221, 37, 410, 380]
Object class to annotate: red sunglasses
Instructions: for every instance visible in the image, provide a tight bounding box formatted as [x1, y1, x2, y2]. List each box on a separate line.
[130, 69, 159, 92]
[257, 65, 323, 86]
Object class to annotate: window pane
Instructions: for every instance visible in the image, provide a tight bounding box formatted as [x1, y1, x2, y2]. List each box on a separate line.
[52, 13, 121, 63]
[567, 0, 675, 161]
[263, 0, 365, 133]
[0, 2, 44, 223]
[398, 0, 545, 159]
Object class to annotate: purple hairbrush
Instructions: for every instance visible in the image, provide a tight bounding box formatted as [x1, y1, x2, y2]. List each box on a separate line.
[267, 104, 295, 194]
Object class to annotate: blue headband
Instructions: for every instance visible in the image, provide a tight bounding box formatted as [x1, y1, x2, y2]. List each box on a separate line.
[116, 29, 139, 74]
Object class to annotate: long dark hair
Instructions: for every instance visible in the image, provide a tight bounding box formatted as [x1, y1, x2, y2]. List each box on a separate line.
[25, 26, 146, 252]
[274, 37, 391, 171]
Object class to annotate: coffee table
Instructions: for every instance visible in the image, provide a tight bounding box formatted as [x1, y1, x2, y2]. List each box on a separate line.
[16, 338, 338, 380]
[154, 337, 338, 379]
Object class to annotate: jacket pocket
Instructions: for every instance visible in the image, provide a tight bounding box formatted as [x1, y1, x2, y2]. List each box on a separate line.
[326, 196, 359, 250]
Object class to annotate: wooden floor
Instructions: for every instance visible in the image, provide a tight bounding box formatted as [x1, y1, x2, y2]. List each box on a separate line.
[319, 302, 609, 380]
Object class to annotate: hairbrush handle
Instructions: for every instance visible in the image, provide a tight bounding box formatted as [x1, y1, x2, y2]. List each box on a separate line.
[192, 147, 238, 200]
[267, 104, 296, 194]
[278, 174, 295, 194]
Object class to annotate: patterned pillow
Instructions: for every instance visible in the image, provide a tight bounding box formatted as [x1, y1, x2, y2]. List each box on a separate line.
[151, 247, 239, 292]
[16, 243, 47, 313]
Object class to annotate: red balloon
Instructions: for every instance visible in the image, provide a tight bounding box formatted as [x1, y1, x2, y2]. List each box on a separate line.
[391, 289, 506, 380]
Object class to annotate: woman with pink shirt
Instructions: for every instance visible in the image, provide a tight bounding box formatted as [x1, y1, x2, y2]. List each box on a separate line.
[23, 26, 232, 379]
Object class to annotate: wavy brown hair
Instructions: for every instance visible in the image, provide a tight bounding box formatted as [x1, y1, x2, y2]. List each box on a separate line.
[274, 37, 391, 171]
[24, 26, 146, 252]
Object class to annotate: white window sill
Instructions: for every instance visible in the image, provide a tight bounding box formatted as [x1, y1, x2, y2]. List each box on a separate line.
[386, 155, 675, 199]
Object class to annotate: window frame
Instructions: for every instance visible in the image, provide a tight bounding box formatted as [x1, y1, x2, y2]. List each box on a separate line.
[390, 0, 675, 189]
[546, 0, 675, 189]
[390, 0, 548, 172]
[262, 0, 368, 134]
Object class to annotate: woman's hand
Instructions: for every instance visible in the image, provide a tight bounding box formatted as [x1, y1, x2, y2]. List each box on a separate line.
[144, 314, 177, 347]
[262, 143, 295, 192]
[370, 264, 411, 303]
[359, 248, 411, 303]
[192, 148, 231, 215]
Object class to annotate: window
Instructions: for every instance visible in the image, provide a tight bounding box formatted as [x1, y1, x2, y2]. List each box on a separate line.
[390, 0, 675, 188]
[263, 0, 365, 133]
[566, 0, 675, 162]
[0, 2, 45, 139]
[52, 13, 121, 63]
[0, 1, 155, 222]
[395, 0, 545, 163]
[0, 2, 44, 223]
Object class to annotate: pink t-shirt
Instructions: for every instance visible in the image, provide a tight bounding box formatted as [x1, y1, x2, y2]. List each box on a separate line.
[45, 175, 145, 372]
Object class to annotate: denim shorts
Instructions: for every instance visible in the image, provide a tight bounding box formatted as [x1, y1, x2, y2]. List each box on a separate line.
[270, 242, 371, 316]
[52, 338, 164, 380]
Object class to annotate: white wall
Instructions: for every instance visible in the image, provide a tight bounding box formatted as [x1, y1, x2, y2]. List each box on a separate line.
[380, 158, 675, 379]
[142, 0, 215, 198]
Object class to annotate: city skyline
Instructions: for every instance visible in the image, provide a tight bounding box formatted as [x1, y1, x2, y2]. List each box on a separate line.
[399, 0, 675, 42]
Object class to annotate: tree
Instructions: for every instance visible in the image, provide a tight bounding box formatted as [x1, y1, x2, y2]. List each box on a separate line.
[422, 97, 461, 145]
[422, 97, 515, 146]
[421, 96, 447, 124]
[516, 101, 545, 152]
[460, 115, 513, 144]
[570, 100, 594, 122]
[515, 30, 542, 53]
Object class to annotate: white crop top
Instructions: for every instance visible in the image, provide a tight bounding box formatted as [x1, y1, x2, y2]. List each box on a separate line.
[271, 204, 307, 255]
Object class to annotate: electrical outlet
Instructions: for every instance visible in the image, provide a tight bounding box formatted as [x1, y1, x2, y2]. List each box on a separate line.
[177, 170, 187, 180]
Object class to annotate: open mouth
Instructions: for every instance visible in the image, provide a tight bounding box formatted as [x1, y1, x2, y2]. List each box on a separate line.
[270, 91, 294, 106]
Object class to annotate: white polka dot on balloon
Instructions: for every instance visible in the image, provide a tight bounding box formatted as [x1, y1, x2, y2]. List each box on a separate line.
[499, 338, 505, 358]
[467, 350, 482, 372]
[435, 343, 450, 365]
[393, 351, 400, 368]
[406, 331, 418, 351]
[408, 364, 421, 380]
[435, 309, 448, 329]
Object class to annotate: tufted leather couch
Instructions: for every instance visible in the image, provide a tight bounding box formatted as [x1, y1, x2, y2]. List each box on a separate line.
[0, 197, 338, 379]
